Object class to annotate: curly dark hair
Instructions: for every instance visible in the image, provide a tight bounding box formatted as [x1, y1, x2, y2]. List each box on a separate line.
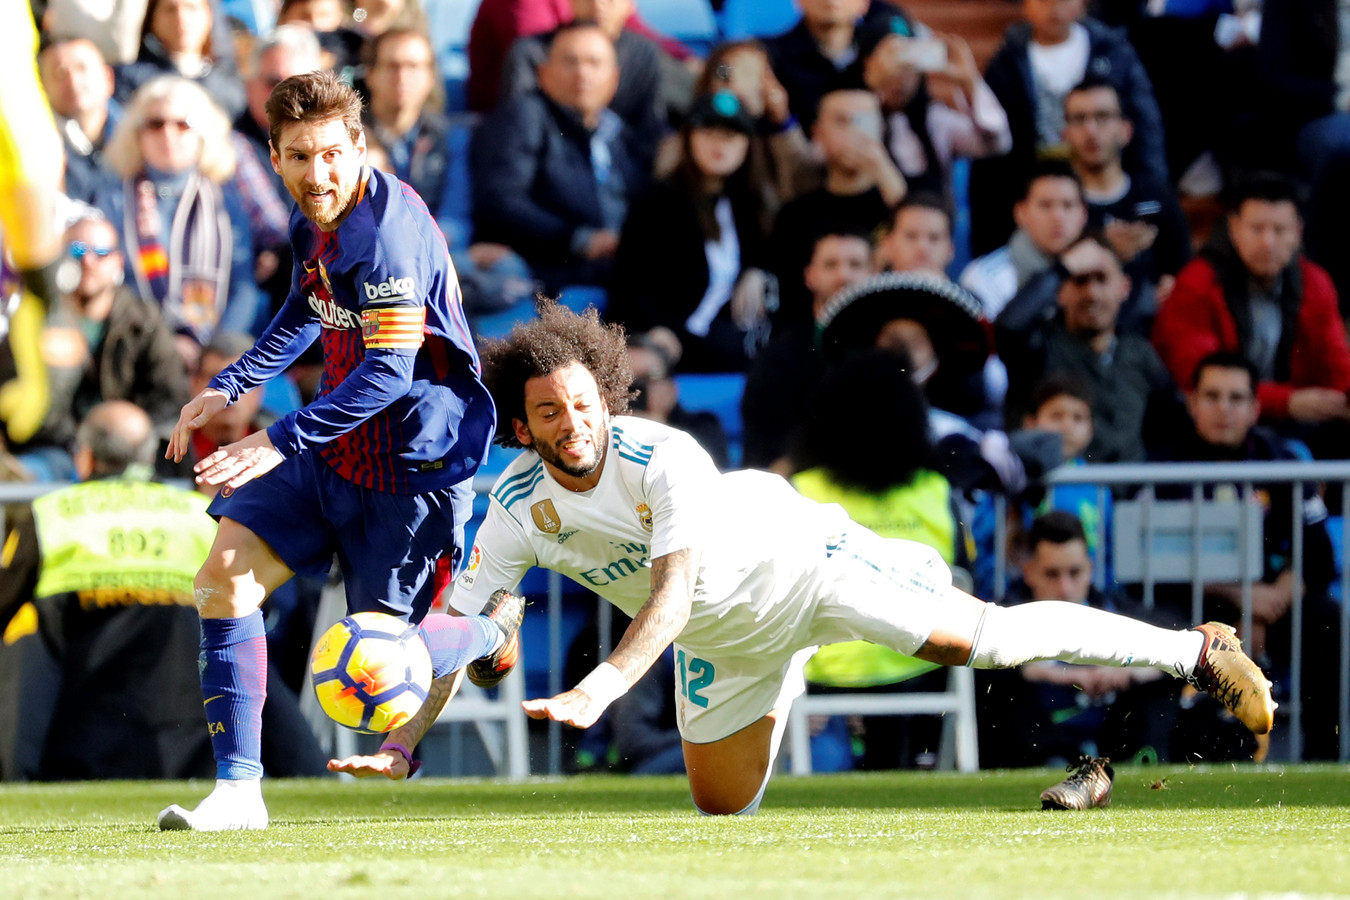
[792, 348, 935, 493]
[479, 302, 636, 448]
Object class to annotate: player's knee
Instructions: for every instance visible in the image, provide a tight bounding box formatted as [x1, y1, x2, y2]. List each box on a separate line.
[692, 796, 754, 816]
[689, 776, 766, 816]
[193, 559, 262, 619]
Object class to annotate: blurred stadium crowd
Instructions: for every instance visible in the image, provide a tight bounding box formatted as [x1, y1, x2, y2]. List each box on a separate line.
[1, 0, 1348, 779]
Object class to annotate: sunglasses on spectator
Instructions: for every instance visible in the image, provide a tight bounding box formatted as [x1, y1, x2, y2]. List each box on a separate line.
[67, 241, 117, 260]
[142, 117, 193, 133]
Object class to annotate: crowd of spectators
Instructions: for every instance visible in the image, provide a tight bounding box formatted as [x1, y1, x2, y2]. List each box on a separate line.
[4, 0, 1350, 774]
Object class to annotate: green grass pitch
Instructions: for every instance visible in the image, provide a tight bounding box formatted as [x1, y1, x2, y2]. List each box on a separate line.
[3, 765, 1348, 899]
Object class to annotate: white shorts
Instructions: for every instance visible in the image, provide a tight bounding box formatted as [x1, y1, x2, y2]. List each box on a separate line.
[673, 529, 952, 744]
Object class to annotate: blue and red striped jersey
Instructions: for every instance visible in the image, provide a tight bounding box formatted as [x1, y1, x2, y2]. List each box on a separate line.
[209, 167, 495, 494]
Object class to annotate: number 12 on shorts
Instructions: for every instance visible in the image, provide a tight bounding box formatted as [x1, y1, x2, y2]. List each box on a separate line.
[676, 650, 715, 708]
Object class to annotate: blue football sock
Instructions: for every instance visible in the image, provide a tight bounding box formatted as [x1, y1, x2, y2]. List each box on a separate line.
[200, 611, 268, 780]
[419, 614, 500, 678]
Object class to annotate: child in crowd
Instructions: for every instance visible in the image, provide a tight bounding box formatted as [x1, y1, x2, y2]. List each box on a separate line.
[1021, 373, 1112, 581]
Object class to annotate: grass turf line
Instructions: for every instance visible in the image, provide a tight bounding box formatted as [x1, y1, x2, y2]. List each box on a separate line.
[2, 765, 1348, 899]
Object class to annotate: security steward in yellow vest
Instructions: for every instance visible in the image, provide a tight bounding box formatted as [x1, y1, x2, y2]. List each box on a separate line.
[0, 401, 217, 780]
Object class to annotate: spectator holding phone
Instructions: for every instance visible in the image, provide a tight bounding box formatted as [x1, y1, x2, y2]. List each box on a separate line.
[1062, 77, 1189, 316]
[970, 0, 1166, 254]
[763, 0, 916, 131]
[769, 89, 907, 324]
[696, 40, 815, 220]
[858, 20, 1011, 200]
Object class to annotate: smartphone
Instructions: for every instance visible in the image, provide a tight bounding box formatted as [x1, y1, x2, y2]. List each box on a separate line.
[897, 37, 947, 73]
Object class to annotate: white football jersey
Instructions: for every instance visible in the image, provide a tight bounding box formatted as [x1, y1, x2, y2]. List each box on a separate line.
[450, 416, 853, 659]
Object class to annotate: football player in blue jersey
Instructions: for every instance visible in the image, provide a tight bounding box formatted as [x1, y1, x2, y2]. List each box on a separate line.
[158, 71, 519, 831]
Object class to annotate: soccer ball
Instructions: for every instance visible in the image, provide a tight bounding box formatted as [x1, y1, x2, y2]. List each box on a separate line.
[310, 612, 433, 734]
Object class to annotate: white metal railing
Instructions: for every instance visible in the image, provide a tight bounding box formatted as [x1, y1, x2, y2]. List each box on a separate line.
[9, 457, 1349, 768]
[991, 460, 1350, 763]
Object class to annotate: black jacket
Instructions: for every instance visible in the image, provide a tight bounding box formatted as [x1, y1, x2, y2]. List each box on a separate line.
[114, 34, 246, 122]
[972, 17, 1167, 253]
[608, 177, 768, 372]
[471, 90, 644, 276]
[500, 28, 665, 172]
[763, 0, 914, 131]
[31, 287, 190, 450]
[995, 272, 1183, 462]
[1258, 0, 1339, 128]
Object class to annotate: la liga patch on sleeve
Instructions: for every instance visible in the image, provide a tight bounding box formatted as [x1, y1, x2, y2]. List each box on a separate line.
[361, 306, 426, 349]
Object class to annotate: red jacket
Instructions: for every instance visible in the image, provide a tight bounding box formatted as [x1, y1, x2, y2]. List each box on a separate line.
[1152, 254, 1350, 419]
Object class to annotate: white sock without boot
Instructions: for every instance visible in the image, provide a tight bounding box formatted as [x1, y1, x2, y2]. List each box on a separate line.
[968, 601, 1205, 676]
[158, 778, 269, 831]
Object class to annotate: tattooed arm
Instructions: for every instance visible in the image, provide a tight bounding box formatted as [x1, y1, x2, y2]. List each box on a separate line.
[521, 548, 699, 729]
[326, 668, 467, 779]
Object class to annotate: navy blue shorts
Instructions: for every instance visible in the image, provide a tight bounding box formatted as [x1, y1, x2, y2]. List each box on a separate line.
[208, 451, 472, 624]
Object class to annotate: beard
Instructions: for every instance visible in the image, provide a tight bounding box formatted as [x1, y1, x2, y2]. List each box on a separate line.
[531, 420, 609, 479]
[293, 176, 359, 226]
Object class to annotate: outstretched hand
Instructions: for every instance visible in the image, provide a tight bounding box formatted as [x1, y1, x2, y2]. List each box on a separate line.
[194, 429, 284, 489]
[522, 688, 605, 729]
[327, 750, 409, 779]
[166, 388, 231, 463]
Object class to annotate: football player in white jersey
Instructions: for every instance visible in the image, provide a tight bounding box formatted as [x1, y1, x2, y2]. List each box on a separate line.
[335, 303, 1276, 814]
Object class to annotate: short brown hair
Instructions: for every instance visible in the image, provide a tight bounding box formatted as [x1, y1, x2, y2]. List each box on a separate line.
[480, 302, 635, 448]
[265, 69, 364, 151]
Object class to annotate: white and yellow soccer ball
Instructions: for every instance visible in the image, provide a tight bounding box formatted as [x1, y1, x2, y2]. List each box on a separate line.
[310, 612, 433, 733]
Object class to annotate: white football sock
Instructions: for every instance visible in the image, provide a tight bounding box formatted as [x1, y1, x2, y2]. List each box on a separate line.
[158, 778, 269, 831]
[967, 601, 1204, 678]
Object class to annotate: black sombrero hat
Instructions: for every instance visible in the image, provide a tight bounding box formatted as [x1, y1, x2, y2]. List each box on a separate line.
[815, 271, 991, 374]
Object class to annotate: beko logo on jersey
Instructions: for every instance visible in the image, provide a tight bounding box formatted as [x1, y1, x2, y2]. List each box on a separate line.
[307, 292, 360, 329]
[364, 275, 417, 301]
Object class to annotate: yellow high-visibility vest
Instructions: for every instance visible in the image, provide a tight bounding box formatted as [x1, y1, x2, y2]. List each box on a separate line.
[32, 478, 215, 606]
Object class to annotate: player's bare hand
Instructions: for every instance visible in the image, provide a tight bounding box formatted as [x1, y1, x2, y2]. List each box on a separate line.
[522, 688, 604, 729]
[194, 429, 284, 489]
[167, 388, 230, 463]
[327, 750, 409, 779]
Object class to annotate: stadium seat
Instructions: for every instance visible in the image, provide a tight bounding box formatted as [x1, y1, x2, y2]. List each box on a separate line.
[470, 298, 540, 341]
[672, 372, 746, 467]
[425, 0, 482, 113]
[634, 0, 719, 49]
[425, 0, 480, 50]
[948, 157, 973, 277]
[1112, 499, 1264, 585]
[786, 666, 980, 773]
[556, 284, 609, 316]
[717, 0, 798, 40]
